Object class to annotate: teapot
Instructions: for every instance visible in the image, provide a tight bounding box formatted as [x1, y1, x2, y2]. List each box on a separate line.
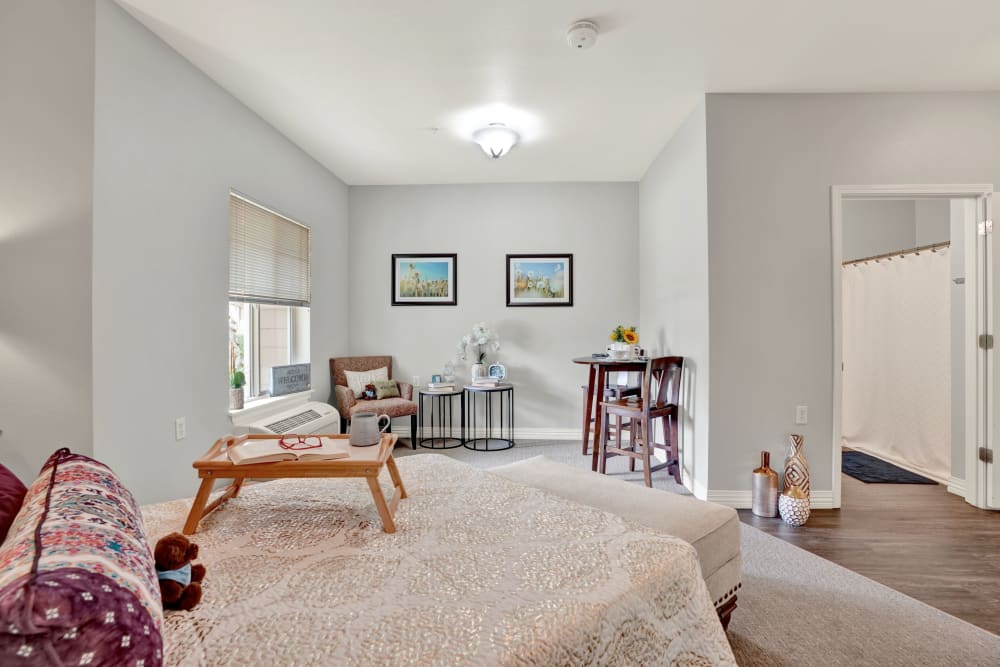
[349, 412, 390, 447]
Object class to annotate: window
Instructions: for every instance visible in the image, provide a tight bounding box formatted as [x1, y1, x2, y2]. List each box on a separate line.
[228, 193, 311, 404]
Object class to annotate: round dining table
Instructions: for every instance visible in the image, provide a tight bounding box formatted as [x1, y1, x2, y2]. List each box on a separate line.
[573, 356, 648, 471]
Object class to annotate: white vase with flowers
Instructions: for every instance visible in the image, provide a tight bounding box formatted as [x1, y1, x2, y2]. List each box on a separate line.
[457, 322, 501, 382]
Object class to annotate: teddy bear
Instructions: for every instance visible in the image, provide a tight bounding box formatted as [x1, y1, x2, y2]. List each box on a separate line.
[154, 532, 206, 611]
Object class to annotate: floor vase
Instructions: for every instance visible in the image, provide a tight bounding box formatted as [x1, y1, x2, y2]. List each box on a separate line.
[752, 451, 779, 517]
[779, 484, 810, 526]
[783, 433, 810, 497]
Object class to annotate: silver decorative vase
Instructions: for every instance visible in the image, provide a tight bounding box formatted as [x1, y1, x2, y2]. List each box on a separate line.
[752, 451, 779, 517]
[779, 484, 810, 526]
[783, 434, 810, 498]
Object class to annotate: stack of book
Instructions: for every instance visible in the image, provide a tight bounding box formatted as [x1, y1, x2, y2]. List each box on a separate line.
[425, 381, 456, 393]
[471, 377, 500, 388]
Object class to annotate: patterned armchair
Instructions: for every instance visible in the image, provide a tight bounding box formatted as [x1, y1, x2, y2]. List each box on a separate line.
[330, 356, 417, 448]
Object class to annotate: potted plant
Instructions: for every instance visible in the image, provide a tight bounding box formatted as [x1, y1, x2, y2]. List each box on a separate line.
[229, 370, 246, 410]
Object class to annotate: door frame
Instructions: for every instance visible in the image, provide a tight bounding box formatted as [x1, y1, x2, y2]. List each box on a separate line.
[830, 184, 993, 509]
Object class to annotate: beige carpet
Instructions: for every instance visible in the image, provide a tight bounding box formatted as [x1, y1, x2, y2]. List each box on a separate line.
[731, 524, 1000, 666]
[397, 440, 1000, 665]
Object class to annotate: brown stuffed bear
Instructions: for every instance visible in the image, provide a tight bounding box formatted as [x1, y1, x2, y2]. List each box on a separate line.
[154, 532, 206, 611]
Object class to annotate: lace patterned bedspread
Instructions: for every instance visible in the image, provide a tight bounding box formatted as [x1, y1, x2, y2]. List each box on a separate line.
[142, 453, 736, 666]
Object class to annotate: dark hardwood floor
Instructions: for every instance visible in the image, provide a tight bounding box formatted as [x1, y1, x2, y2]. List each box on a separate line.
[739, 474, 1000, 635]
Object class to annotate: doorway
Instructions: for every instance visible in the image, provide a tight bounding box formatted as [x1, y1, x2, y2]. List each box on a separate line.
[831, 185, 995, 510]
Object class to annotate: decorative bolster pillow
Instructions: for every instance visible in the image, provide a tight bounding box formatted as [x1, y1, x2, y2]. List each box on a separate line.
[0, 449, 163, 666]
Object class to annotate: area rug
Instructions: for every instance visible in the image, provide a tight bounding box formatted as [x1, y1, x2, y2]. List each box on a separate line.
[397, 441, 1000, 665]
[841, 450, 937, 484]
[730, 524, 1000, 666]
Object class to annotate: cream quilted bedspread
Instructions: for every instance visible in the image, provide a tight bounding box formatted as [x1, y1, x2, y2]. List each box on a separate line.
[142, 454, 736, 666]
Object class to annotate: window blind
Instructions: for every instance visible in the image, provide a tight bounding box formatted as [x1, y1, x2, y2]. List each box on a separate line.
[229, 194, 311, 307]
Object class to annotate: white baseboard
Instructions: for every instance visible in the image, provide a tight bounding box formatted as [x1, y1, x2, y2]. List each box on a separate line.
[947, 476, 966, 497]
[707, 489, 835, 510]
[706, 490, 752, 508]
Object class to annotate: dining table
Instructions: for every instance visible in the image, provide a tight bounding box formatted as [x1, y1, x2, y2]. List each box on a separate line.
[573, 356, 649, 471]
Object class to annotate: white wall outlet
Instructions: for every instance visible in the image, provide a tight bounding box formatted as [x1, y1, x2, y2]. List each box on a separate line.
[795, 405, 808, 425]
[412, 376, 420, 388]
[175, 417, 186, 441]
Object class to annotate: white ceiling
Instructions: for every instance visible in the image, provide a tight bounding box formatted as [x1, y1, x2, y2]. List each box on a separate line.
[117, 1, 1000, 185]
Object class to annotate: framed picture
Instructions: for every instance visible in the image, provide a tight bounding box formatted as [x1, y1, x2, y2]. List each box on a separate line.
[391, 253, 457, 306]
[506, 254, 573, 307]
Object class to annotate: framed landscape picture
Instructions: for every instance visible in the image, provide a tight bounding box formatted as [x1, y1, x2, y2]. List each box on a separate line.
[506, 254, 573, 307]
[391, 253, 457, 306]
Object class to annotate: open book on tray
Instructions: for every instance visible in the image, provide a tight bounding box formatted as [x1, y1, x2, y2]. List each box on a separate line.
[227, 437, 350, 465]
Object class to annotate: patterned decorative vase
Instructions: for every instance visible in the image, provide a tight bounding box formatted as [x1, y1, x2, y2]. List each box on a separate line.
[229, 387, 244, 410]
[470, 363, 487, 382]
[751, 451, 779, 518]
[783, 434, 810, 498]
[779, 484, 811, 526]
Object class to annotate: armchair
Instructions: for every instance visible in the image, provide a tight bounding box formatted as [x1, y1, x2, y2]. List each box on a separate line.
[330, 356, 418, 448]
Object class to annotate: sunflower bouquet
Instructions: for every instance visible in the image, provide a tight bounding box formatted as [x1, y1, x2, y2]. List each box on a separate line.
[610, 325, 639, 345]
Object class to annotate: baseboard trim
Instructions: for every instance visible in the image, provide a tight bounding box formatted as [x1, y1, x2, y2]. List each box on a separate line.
[706, 491, 752, 508]
[707, 489, 835, 510]
[947, 476, 966, 497]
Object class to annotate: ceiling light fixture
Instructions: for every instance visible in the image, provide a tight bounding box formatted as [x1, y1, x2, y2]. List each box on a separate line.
[473, 123, 519, 159]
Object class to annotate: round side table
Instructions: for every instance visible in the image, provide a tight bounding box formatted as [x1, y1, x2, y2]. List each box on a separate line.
[463, 384, 514, 451]
[417, 387, 465, 449]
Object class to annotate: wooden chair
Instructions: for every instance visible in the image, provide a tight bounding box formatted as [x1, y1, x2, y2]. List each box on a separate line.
[580, 370, 641, 454]
[598, 356, 683, 486]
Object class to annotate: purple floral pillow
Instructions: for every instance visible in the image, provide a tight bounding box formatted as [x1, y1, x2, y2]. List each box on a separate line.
[0, 449, 163, 666]
[0, 463, 26, 544]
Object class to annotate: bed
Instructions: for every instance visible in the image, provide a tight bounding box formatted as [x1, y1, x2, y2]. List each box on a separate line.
[142, 453, 736, 665]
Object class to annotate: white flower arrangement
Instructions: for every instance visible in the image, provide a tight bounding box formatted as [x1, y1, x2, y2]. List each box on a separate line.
[456, 322, 501, 366]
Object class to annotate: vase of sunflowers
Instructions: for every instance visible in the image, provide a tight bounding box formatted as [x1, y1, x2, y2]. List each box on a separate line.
[608, 325, 639, 360]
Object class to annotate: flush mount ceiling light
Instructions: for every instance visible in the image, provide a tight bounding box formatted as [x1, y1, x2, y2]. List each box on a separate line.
[473, 123, 519, 159]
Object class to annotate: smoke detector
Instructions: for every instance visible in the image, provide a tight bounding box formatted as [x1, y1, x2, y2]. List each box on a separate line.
[566, 19, 599, 50]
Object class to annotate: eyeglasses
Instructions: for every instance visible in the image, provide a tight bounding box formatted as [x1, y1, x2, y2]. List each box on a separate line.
[278, 434, 322, 451]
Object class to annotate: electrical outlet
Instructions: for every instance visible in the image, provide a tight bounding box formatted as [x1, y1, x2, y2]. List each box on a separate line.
[795, 405, 808, 425]
[412, 376, 420, 388]
[175, 417, 186, 441]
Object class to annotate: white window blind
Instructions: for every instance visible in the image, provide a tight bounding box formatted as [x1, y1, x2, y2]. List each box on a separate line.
[229, 194, 311, 307]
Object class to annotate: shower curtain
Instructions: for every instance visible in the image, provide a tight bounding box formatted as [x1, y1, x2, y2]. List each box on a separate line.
[841, 248, 951, 482]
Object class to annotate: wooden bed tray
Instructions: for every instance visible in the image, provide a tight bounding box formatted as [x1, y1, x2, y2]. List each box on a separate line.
[184, 433, 406, 535]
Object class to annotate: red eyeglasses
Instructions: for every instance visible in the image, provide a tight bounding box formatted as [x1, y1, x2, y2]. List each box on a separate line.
[278, 434, 322, 450]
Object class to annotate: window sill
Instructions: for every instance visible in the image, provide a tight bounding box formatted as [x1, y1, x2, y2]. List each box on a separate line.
[229, 390, 313, 423]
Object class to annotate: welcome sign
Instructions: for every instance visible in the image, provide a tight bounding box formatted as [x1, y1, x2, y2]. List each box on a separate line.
[270, 363, 311, 396]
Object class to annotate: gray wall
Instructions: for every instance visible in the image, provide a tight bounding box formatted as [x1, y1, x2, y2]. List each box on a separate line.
[93, 0, 350, 503]
[916, 199, 951, 246]
[0, 0, 96, 482]
[705, 92, 1000, 500]
[841, 199, 916, 261]
[348, 183, 638, 434]
[637, 103, 711, 497]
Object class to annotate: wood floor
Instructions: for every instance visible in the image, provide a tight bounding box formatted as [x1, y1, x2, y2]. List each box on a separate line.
[739, 475, 1000, 635]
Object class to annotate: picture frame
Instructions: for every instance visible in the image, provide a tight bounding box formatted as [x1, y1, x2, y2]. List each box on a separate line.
[391, 253, 457, 306]
[506, 254, 573, 307]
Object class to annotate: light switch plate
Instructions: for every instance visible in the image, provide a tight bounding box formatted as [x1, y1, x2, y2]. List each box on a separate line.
[175, 417, 186, 441]
[795, 405, 808, 425]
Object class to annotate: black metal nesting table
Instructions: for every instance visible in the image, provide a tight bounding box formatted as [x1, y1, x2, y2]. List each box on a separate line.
[463, 384, 515, 451]
[416, 387, 465, 449]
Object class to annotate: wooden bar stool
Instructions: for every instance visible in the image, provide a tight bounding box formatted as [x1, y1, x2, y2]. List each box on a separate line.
[580, 371, 641, 453]
[598, 356, 683, 487]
